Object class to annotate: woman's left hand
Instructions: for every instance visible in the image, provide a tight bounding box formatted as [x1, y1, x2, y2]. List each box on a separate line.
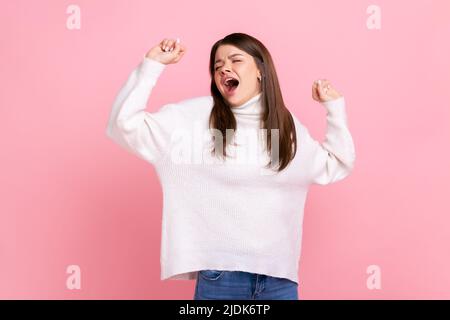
[312, 79, 343, 103]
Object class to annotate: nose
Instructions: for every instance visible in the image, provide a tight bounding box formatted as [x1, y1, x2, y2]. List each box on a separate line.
[220, 67, 231, 76]
[218, 61, 232, 75]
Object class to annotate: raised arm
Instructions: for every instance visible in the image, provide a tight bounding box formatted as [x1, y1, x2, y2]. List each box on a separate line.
[299, 79, 356, 185]
[106, 38, 187, 164]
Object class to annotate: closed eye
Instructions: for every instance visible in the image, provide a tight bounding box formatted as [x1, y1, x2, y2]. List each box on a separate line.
[215, 60, 242, 71]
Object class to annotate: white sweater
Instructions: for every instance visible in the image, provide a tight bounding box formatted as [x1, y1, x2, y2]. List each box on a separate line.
[106, 56, 356, 284]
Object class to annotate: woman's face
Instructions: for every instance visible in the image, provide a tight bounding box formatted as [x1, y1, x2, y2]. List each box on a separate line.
[214, 44, 262, 108]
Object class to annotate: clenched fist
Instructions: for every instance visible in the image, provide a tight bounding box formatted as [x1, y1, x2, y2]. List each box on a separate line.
[312, 79, 343, 103]
[145, 38, 187, 65]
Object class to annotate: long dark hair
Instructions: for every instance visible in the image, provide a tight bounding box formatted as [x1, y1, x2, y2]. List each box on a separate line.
[208, 32, 297, 172]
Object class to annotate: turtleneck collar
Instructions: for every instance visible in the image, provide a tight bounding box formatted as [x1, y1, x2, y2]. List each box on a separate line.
[230, 92, 263, 116]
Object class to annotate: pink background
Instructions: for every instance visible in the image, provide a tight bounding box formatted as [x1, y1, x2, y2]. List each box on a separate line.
[1, 0, 449, 299]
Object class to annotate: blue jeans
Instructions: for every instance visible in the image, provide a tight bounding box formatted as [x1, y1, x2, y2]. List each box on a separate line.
[193, 270, 299, 300]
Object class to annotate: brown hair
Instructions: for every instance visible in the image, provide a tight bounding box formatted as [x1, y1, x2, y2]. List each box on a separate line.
[208, 32, 297, 172]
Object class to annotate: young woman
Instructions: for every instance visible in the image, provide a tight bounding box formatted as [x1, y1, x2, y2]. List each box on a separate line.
[106, 33, 356, 300]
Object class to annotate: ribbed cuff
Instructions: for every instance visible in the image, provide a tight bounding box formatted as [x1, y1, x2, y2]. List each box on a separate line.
[321, 96, 346, 117]
[139, 56, 167, 80]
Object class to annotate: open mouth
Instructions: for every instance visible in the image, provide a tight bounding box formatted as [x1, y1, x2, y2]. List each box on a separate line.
[224, 78, 239, 94]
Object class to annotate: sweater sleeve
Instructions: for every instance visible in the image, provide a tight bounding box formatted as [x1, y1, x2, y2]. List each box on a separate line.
[301, 96, 356, 185]
[106, 56, 181, 165]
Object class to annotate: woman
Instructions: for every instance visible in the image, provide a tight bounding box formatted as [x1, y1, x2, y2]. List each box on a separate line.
[106, 33, 356, 300]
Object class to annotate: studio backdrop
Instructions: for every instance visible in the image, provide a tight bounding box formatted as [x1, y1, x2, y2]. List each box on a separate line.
[1, 0, 449, 299]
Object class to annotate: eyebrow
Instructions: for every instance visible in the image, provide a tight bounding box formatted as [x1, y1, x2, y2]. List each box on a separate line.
[214, 53, 244, 65]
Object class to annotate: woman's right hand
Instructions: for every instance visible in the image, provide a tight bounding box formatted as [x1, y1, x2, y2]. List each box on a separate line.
[145, 38, 186, 65]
